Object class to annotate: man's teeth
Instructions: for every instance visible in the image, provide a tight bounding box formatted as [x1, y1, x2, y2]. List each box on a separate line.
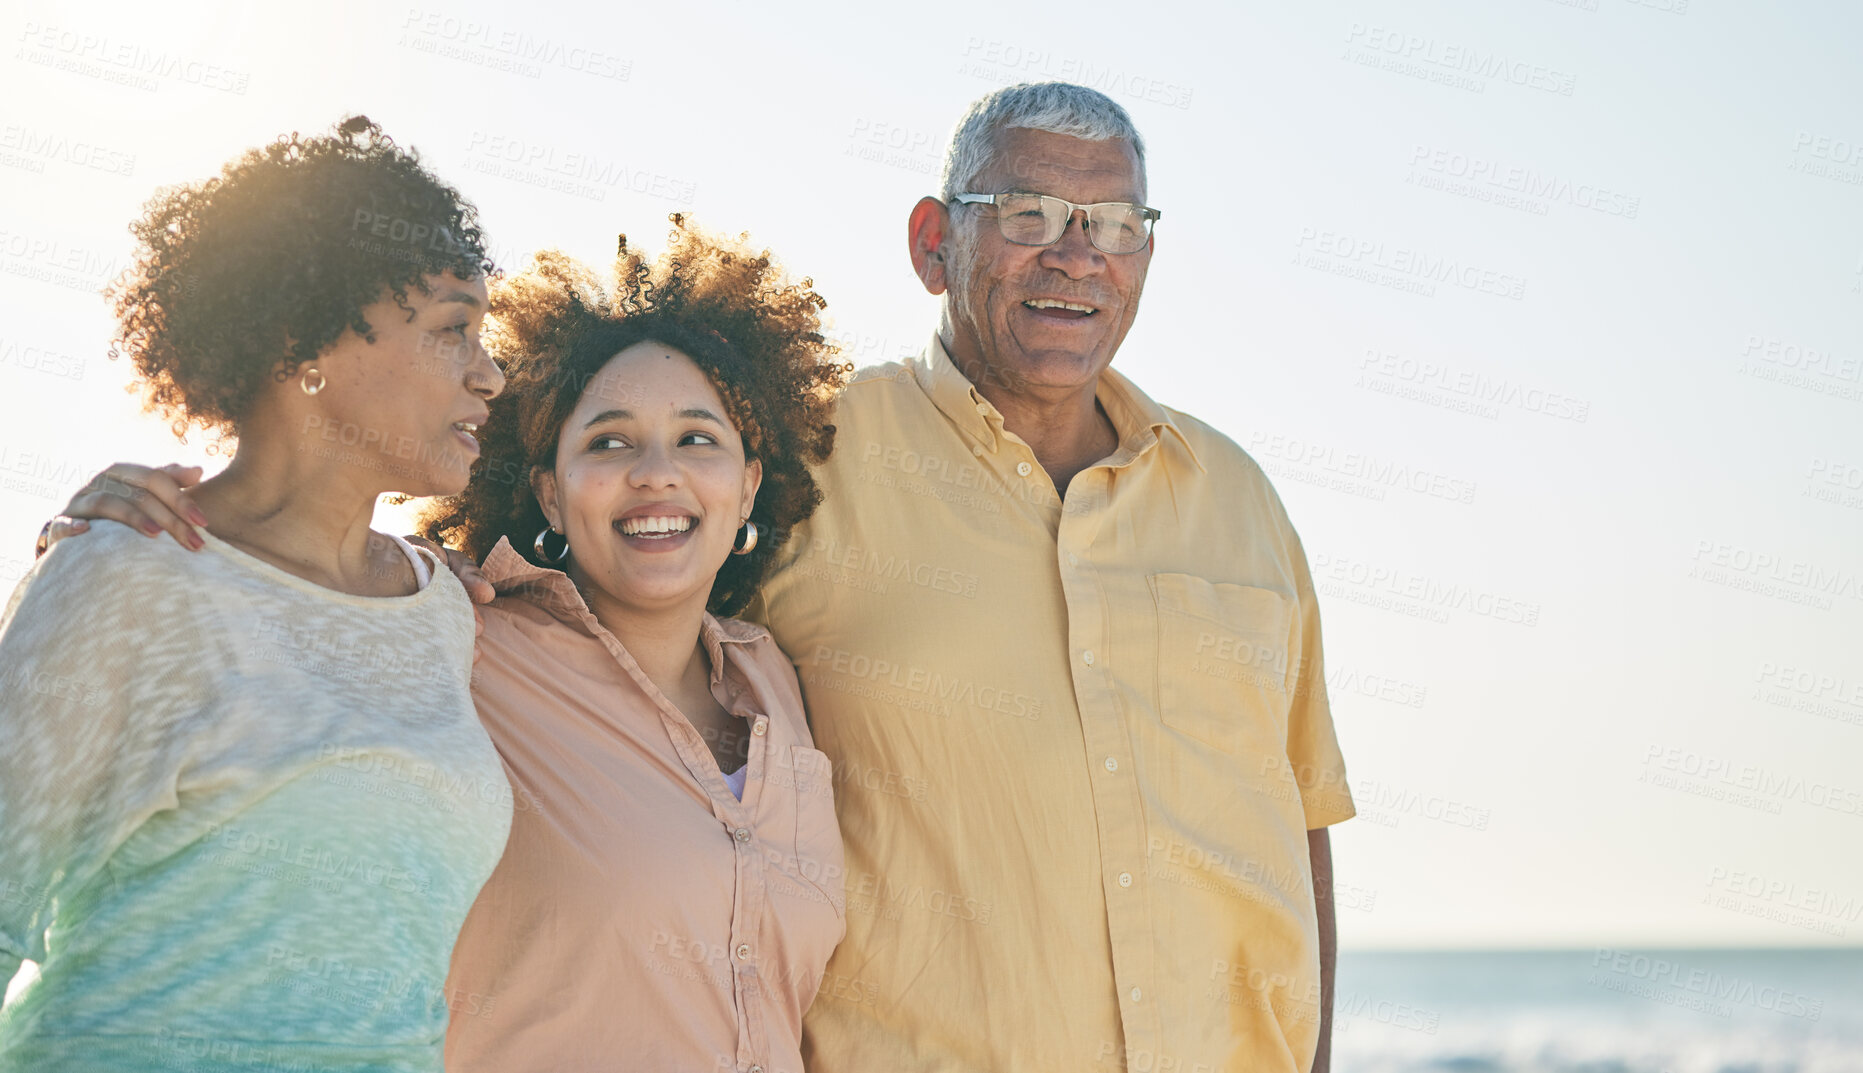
[619, 516, 694, 536]
[1024, 299, 1096, 314]
[453, 422, 478, 433]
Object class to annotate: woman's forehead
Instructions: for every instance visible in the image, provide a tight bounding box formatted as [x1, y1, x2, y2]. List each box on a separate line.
[571, 342, 733, 421]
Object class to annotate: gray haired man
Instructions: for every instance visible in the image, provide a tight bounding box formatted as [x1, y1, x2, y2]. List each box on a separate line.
[751, 82, 1356, 1072]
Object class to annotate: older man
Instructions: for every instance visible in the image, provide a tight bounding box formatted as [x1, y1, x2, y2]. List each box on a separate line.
[47, 83, 1353, 1073]
[749, 83, 1355, 1073]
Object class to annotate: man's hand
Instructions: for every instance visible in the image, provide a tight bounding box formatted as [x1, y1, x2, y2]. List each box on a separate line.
[44, 463, 208, 553]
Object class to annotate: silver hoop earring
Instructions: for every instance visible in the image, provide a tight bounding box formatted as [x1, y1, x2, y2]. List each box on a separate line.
[731, 520, 759, 556]
[533, 526, 569, 564]
[300, 368, 326, 395]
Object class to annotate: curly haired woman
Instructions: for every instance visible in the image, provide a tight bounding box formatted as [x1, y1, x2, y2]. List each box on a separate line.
[0, 116, 513, 1071]
[45, 215, 855, 1072]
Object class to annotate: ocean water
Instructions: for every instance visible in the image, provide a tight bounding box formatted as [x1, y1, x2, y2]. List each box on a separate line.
[1331, 949, 1862, 1073]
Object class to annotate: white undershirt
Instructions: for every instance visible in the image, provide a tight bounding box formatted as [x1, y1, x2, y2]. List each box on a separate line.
[385, 533, 434, 591]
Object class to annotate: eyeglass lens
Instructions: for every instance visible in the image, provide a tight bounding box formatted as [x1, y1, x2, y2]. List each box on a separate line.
[996, 194, 1151, 254]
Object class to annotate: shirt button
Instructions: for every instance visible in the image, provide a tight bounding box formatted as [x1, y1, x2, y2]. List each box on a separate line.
[751, 718, 767, 736]
[975, 402, 990, 415]
[735, 943, 753, 961]
[1082, 649, 1095, 666]
[733, 827, 752, 843]
[750, 1067, 765, 1073]
[1104, 756, 1118, 773]
[1118, 872, 1133, 888]
[1016, 460, 1033, 477]
[1066, 552, 1078, 566]
[1130, 987, 1143, 1002]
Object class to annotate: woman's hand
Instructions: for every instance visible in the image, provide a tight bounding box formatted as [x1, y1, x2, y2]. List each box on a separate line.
[44, 463, 208, 552]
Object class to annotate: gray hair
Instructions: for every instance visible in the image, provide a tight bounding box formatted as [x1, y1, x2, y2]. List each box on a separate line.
[938, 82, 1147, 202]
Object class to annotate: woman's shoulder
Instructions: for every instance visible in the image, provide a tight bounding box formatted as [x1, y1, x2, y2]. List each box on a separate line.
[14, 520, 205, 608]
[1, 521, 216, 680]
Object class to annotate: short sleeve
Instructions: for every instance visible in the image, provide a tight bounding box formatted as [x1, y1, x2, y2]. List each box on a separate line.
[0, 526, 204, 981]
[1282, 525, 1355, 830]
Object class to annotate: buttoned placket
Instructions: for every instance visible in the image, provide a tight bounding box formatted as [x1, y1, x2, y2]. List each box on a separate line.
[985, 397, 1166, 1053]
[1059, 436, 1163, 1060]
[586, 617, 778, 1073]
[941, 353, 1169, 1055]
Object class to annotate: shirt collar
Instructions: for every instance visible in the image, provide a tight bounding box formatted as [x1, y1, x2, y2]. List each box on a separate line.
[911, 332, 1206, 473]
[480, 536, 770, 687]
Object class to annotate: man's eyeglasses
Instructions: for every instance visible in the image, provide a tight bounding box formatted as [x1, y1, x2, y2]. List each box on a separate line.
[950, 192, 1160, 255]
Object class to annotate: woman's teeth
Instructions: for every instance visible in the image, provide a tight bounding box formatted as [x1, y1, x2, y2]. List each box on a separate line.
[619, 516, 694, 537]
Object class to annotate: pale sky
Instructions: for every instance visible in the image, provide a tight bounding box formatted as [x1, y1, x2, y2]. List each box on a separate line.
[1, 0, 1859, 950]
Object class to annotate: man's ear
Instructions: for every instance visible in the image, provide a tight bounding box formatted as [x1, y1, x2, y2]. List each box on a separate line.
[529, 465, 563, 532]
[907, 196, 952, 296]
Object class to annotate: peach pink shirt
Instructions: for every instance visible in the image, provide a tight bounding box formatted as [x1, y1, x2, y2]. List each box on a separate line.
[443, 537, 845, 1073]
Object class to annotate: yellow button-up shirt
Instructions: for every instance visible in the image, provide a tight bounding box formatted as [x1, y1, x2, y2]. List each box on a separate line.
[748, 335, 1355, 1073]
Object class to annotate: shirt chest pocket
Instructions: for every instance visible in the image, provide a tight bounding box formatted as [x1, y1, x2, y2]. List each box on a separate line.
[782, 745, 847, 918]
[1150, 573, 1295, 755]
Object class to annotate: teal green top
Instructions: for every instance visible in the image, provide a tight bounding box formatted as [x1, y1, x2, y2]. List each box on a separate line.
[0, 523, 513, 1071]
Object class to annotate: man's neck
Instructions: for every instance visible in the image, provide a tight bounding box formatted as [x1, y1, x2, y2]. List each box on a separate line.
[945, 343, 1121, 493]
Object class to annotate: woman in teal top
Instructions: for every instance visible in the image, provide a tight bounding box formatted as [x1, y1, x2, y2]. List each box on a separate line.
[0, 116, 512, 1071]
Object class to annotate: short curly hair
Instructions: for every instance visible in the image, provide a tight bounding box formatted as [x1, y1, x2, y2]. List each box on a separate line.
[419, 215, 852, 617]
[107, 114, 495, 439]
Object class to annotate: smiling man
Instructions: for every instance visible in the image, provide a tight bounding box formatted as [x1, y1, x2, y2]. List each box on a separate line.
[749, 83, 1357, 1073]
